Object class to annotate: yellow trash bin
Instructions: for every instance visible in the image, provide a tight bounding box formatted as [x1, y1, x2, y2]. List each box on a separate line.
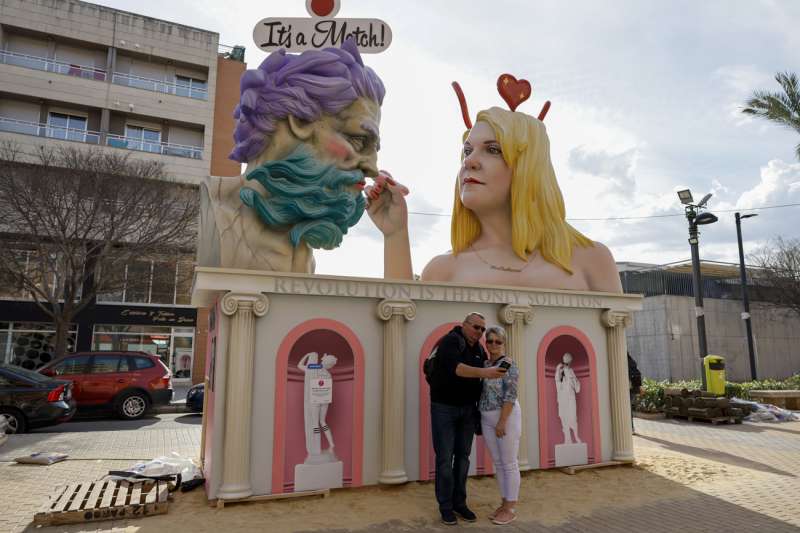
[703, 355, 726, 395]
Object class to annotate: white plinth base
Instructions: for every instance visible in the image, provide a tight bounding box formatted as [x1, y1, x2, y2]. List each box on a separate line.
[294, 461, 343, 492]
[554, 442, 588, 467]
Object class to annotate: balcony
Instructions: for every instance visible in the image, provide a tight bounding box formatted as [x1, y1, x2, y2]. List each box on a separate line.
[111, 72, 208, 101]
[0, 116, 100, 144]
[0, 50, 207, 101]
[0, 50, 107, 81]
[106, 134, 203, 159]
[0, 116, 202, 159]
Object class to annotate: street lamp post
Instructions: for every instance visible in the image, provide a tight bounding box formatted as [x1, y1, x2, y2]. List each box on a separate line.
[735, 212, 758, 380]
[678, 189, 718, 389]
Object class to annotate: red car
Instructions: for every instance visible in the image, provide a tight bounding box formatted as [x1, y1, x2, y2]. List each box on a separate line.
[39, 352, 173, 420]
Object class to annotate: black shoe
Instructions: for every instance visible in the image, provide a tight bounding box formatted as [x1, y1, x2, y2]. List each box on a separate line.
[453, 506, 477, 522]
[440, 510, 458, 526]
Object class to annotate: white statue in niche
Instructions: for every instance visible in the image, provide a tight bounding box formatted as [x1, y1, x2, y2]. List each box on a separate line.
[555, 353, 582, 444]
[298, 352, 338, 464]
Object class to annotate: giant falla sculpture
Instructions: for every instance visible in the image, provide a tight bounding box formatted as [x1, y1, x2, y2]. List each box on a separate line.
[198, 38, 385, 273]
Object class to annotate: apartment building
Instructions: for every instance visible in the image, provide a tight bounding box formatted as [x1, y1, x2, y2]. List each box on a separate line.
[0, 0, 246, 386]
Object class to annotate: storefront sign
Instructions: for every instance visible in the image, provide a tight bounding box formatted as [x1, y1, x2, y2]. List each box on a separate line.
[97, 305, 198, 327]
[253, 0, 392, 54]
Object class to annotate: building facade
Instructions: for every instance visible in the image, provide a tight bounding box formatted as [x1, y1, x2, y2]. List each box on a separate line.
[0, 0, 245, 385]
[619, 262, 800, 382]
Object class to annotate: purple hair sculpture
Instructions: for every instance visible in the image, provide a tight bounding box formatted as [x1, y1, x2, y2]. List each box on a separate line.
[230, 38, 386, 163]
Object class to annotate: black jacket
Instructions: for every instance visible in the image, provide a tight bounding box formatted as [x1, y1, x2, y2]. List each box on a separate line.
[430, 326, 487, 406]
[628, 353, 642, 391]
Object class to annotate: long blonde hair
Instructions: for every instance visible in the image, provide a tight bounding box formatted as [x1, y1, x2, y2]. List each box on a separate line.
[451, 107, 592, 273]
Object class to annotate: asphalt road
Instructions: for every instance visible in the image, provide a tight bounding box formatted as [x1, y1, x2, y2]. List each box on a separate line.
[30, 412, 202, 433]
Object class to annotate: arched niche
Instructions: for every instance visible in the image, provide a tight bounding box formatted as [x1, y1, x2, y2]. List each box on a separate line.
[536, 326, 601, 469]
[272, 319, 365, 493]
[418, 322, 493, 481]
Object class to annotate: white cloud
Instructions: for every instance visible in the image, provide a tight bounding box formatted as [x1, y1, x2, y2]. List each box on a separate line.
[737, 160, 800, 209]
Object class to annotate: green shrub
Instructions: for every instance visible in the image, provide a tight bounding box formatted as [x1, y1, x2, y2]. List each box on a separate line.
[632, 374, 800, 412]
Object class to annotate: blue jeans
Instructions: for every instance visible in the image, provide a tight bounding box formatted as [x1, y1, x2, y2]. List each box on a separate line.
[431, 401, 476, 513]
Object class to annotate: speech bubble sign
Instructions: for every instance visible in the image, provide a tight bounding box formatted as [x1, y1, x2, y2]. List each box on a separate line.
[253, 17, 392, 54]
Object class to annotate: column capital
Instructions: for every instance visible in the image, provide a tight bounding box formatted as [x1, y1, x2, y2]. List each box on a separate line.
[377, 299, 416, 321]
[221, 292, 269, 317]
[498, 304, 534, 326]
[601, 309, 632, 329]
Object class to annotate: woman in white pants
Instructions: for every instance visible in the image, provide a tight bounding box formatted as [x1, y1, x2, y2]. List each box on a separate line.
[480, 326, 521, 525]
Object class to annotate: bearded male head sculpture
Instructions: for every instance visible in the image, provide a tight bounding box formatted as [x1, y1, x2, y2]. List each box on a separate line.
[198, 38, 385, 272]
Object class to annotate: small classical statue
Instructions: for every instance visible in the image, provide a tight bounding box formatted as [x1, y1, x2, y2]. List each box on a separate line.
[297, 352, 338, 463]
[555, 353, 582, 445]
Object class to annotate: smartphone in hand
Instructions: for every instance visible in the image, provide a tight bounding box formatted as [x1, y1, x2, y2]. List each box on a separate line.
[498, 360, 511, 371]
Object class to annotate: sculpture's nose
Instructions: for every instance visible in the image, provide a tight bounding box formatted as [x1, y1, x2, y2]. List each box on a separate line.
[358, 154, 378, 177]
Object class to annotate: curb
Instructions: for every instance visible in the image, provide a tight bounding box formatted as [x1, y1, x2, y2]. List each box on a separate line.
[153, 403, 193, 415]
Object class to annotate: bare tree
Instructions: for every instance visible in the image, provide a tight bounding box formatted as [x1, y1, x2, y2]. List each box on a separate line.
[0, 142, 198, 359]
[749, 236, 800, 317]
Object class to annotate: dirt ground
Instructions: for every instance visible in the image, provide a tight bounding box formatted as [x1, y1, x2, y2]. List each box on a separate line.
[29, 439, 743, 532]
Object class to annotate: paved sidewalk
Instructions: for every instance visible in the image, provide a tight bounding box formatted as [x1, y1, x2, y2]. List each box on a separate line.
[0, 414, 201, 533]
[0, 416, 797, 532]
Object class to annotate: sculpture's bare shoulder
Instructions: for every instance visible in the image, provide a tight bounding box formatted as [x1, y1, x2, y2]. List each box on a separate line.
[571, 241, 623, 294]
[420, 251, 457, 282]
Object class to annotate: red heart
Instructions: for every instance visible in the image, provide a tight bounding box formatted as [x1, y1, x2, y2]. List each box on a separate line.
[318, 380, 325, 386]
[497, 74, 532, 112]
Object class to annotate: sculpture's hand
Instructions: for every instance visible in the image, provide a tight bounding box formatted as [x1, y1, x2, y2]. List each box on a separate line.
[365, 171, 409, 237]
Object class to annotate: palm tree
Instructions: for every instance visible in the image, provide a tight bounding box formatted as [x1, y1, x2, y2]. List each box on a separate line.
[742, 71, 800, 161]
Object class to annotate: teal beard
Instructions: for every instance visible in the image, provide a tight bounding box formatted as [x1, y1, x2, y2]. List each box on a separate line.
[239, 145, 367, 250]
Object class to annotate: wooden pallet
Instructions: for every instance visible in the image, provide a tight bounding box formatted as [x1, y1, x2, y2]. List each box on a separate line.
[34, 479, 170, 526]
[665, 412, 742, 425]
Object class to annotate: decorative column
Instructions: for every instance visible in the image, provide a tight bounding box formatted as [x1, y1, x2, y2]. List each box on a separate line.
[498, 304, 534, 470]
[217, 292, 269, 500]
[601, 310, 634, 462]
[376, 299, 416, 484]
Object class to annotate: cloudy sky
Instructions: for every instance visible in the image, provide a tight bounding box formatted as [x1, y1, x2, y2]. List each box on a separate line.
[99, 0, 800, 277]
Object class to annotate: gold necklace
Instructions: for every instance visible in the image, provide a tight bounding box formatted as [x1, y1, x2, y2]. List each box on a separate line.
[470, 245, 532, 273]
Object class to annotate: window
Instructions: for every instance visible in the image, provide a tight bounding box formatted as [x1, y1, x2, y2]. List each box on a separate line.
[171, 335, 194, 379]
[47, 112, 87, 142]
[91, 355, 124, 373]
[52, 355, 91, 376]
[175, 75, 207, 100]
[125, 125, 161, 154]
[3, 322, 77, 369]
[132, 357, 155, 370]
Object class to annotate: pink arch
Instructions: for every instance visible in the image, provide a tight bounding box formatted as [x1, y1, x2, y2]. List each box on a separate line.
[537, 326, 602, 469]
[272, 318, 365, 493]
[418, 323, 493, 481]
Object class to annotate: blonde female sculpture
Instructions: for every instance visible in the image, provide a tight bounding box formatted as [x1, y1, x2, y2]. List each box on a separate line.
[366, 76, 622, 293]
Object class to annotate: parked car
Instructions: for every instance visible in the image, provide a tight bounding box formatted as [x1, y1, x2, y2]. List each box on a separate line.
[38, 352, 173, 420]
[0, 363, 76, 433]
[186, 382, 204, 412]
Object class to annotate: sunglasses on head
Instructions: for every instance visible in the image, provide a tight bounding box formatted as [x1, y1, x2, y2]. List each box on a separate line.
[486, 339, 504, 345]
[467, 323, 486, 332]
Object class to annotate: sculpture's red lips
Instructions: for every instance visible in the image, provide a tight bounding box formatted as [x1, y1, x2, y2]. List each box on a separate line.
[463, 177, 484, 185]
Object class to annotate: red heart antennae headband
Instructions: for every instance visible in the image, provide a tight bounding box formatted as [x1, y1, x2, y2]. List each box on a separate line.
[451, 75, 552, 130]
